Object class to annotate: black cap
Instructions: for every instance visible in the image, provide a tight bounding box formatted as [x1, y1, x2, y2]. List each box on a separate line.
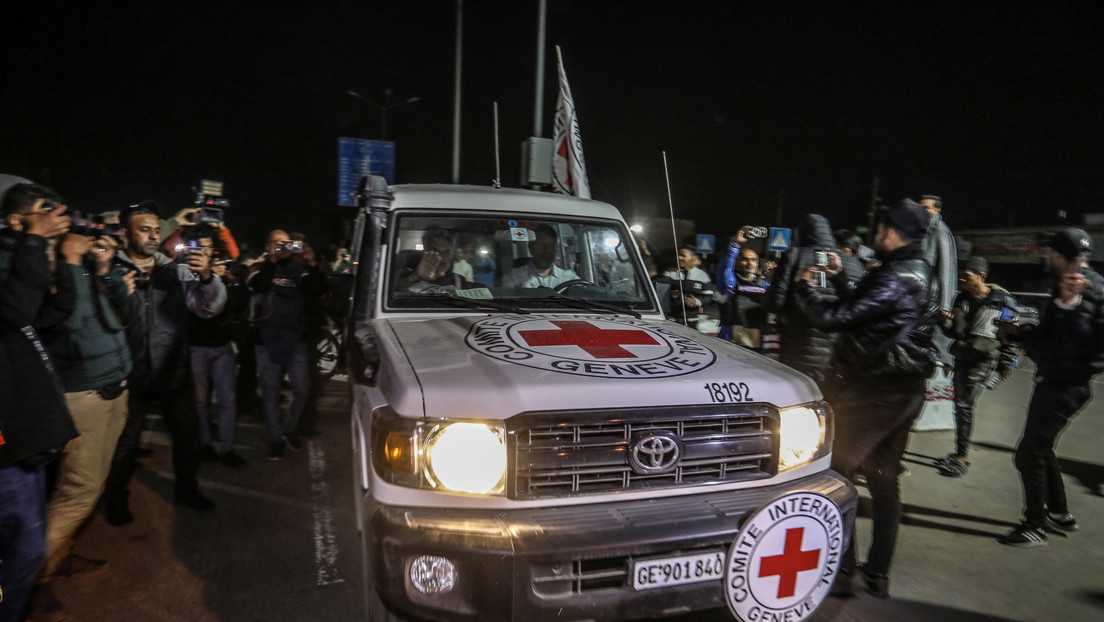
[119, 199, 163, 226]
[960, 256, 989, 275]
[878, 199, 931, 241]
[1040, 228, 1092, 261]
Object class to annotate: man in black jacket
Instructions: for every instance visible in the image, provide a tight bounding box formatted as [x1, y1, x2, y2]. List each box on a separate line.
[250, 229, 329, 461]
[100, 203, 227, 525]
[997, 228, 1104, 547]
[0, 182, 76, 622]
[795, 199, 939, 599]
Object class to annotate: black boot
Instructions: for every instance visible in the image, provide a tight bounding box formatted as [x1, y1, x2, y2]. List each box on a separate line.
[100, 492, 134, 526]
[858, 564, 889, 599]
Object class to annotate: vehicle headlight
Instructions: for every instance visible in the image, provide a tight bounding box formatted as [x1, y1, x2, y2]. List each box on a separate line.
[372, 410, 506, 496]
[778, 403, 828, 471]
[425, 423, 506, 495]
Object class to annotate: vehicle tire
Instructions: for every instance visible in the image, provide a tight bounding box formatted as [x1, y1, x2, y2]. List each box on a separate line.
[316, 330, 341, 381]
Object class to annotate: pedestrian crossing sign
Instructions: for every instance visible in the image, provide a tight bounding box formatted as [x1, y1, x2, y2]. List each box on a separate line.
[697, 234, 715, 255]
[768, 228, 792, 252]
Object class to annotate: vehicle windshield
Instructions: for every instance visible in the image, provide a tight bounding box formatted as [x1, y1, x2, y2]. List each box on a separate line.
[386, 212, 656, 313]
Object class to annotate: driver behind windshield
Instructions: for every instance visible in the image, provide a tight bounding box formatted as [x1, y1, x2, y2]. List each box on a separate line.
[502, 223, 579, 288]
[396, 225, 470, 293]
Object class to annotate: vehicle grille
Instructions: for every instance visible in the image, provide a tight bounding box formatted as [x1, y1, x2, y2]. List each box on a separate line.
[509, 406, 776, 500]
[531, 546, 727, 596]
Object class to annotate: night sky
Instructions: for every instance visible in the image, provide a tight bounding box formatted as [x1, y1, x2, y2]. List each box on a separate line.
[3, 1, 1103, 252]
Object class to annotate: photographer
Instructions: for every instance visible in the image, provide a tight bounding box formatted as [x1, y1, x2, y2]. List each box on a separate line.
[249, 229, 328, 460]
[715, 228, 767, 345]
[998, 229, 1104, 547]
[0, 181, 77, 622]
[764, 215, 864, 388]
[794, 199, 940, 598]
[160, 205, 240, 261]
[31, 221, 136, 618]
[184, 226, 250, 468]
[100, 202, 226, 526]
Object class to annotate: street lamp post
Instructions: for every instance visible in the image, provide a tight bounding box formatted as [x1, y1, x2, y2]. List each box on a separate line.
[346, 88, 420, 140]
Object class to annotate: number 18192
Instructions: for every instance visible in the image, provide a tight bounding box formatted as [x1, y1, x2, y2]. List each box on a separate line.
[703, 382, 752, 403]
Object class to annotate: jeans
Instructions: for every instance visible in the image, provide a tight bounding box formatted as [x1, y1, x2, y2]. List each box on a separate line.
[951, 359, 994, 457]
[1014, 382, 1092, 527]
[0, 464, 46, 622]
[256, 343, 310, 443]
[102, 388, 202, 504]
[831, 378, 926, 577]
[190, 344, 238, 450]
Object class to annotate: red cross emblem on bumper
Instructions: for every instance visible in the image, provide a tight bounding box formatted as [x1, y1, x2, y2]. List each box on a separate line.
[758, 527, 822, 598]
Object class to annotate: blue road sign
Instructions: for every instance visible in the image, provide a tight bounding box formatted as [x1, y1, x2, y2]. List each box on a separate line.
[768, 227, 792, 252]
[697, 234, 715, 255]
[337, 138, 394, 206]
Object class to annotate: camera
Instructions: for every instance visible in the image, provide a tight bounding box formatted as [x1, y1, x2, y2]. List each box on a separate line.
[278, 240, 304, 254]
[174, 239, 209, 255]
[187, 206, 224, 225]
[69, 211, 124, 239]
[814, 250, 829, 267]
[746, 226, 768, 239]
[190, 191, 229, 225]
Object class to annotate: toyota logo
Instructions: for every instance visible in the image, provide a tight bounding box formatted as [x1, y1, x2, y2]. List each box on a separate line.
[629, 432, 682, 474]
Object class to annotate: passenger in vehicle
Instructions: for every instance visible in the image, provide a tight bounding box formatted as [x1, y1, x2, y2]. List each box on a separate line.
[395, 226, 470, 293]
[501, 223, 579, 288]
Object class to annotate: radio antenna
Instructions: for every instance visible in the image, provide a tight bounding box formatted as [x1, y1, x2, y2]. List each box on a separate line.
[662, 151, 687, 325]
[492, 101, 502, 188]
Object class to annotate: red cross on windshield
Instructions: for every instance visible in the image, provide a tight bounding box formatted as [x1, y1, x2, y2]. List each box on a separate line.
[757, 527, 821, 599]
[518, 320, 659, 359]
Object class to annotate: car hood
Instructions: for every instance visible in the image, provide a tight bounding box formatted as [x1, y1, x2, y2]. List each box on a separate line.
[377, 314, 821, 419]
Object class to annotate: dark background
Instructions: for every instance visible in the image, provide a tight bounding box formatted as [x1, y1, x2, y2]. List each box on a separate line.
[3, 1, 1102, 253]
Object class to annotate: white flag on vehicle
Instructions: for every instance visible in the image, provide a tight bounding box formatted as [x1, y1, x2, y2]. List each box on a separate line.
[552, 46, 591, 199]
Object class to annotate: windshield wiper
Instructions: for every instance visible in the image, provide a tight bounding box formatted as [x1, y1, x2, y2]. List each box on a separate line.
[526, 293, 642, 319]
[394, 293, 530, 314]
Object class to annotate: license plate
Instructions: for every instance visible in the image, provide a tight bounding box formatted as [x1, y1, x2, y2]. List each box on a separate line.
[631, 550, 726, 591]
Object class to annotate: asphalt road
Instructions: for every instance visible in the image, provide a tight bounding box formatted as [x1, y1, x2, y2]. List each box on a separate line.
[46, 365, 1104, 622]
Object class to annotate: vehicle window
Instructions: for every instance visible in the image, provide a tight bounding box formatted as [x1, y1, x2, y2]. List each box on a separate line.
[385, 213, 655, 312]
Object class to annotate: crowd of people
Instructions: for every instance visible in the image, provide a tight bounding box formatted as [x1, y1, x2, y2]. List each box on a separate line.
[0, 178, 347, 622]
[658, 195, 1104, 598]
[2, 176, 1103, 620]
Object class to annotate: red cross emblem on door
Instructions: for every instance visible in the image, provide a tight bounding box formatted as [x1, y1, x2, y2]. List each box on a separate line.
[757, 527, 822, 598]
[518, 320, 659, 359]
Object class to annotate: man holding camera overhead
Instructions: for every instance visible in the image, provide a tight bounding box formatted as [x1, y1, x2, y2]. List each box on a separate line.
[715, 226, 768, 345]
[249, 229, 329, 461]
[100, 201, 226, 526]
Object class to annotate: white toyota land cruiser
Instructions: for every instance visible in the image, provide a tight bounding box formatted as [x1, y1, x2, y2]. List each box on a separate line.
[346, 177, 856, 622]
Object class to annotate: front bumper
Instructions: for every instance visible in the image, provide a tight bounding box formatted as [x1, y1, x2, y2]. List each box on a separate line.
[364, 470, 856, 621]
